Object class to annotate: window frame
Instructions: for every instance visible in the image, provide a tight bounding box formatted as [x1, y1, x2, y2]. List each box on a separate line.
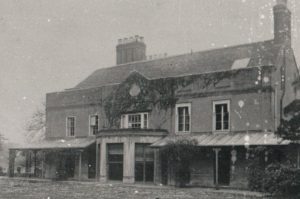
[175, 103, 191, 133]
[213, 100, 230, 132]
[121, 112, 149, 129]
[66, 116, 76, 137]
[89, 114, 99, 136]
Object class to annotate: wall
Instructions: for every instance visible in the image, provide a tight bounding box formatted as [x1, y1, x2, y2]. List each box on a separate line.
[46, 85, 114, 138]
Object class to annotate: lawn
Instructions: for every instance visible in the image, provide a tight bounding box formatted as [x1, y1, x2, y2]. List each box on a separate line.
[0, 177, 263, 199]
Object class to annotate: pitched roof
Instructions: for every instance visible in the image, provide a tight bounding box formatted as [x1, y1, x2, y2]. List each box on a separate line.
[75, 40, 280, 89]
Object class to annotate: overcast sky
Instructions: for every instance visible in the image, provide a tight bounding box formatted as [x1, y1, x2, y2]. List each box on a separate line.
[0, 0, 300, 143]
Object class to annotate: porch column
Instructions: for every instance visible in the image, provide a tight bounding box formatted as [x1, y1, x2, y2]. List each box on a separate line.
[33, 150, 37, 177]
[78, 150, 82, 180]
[99, 141, 107, 182]
[41, 151, 45, 178]
[123, 141, 135, 183]
[8, 149, 16, 177]
[213, 148, 221, 190]
[154, 148, 162, 184]
[297, 146, 300, 169]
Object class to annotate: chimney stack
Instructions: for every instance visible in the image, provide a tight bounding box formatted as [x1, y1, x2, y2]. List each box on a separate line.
[273, 0, 291, 45]
[116, 35, 146, 65]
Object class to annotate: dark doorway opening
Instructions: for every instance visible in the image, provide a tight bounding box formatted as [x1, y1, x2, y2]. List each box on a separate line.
[87, 144, 96, 179]
[107, 143, 123, 181]
[65, 154, 75, 178]
[214, 148, 230, 186]
[135, 144, 154, 183]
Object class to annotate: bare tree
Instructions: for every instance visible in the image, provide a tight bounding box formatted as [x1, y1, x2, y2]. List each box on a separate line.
[25, 103, 46, 143]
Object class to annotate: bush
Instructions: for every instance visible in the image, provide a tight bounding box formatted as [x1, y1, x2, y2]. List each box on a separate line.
[160, 138, 198, 187]
[247, 147, 300, 198]
[247, 147, 268, 192]
[263, 163, 300, 198]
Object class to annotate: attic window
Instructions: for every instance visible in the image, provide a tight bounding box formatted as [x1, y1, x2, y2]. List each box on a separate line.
[231, 58, 250, 70]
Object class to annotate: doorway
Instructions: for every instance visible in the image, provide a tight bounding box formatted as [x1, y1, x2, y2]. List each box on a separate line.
[134, 144, 154, 183]
[107, 144, 123, 181]
[214, 148, 230, 186]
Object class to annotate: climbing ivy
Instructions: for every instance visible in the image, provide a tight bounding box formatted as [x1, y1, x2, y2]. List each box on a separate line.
[104, 70, 243, 128]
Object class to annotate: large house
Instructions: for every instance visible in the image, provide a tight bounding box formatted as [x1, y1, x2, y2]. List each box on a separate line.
[9, 0, 300, 189]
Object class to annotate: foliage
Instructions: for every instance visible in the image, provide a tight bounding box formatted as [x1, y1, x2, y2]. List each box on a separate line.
[247, 146, 300, 198]
[276, 117, 300, 140]
[263, 163, 300, 198]
[25, 103, 46, 143]
[247, 146, 270, 191]
[104, 70, 242, 128]
[160, 138, 199, 187]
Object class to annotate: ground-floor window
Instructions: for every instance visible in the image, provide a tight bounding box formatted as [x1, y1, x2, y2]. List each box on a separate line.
[135, 143, 154, 182]
[107, 143, 123, 181]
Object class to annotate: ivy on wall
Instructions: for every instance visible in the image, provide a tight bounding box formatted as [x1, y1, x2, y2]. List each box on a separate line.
[104, 70, 244, 128]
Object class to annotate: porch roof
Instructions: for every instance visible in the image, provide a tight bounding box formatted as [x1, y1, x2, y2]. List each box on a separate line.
[10, 137, 96, 150]
[151, 132, 290, 147]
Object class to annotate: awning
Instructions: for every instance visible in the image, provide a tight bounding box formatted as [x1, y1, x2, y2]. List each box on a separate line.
[10, 137, 96, 150]
[151, 132, 290, 147]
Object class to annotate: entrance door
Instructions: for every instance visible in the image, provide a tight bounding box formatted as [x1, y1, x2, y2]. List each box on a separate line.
[107, 144, 123, 181]
[214, 148, 230, 186]
[135, 144, 154, 183]
[65, 154, 75, 178]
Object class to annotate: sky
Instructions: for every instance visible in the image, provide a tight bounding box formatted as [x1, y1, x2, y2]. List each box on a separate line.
[0, 0, 300, 144]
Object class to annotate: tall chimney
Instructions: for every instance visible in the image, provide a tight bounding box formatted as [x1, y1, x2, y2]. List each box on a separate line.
[116, 35, 146, 65]
[273, 0, 291, 45]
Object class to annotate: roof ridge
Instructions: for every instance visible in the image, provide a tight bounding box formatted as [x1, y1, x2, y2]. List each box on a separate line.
[91, 39, 274, 72]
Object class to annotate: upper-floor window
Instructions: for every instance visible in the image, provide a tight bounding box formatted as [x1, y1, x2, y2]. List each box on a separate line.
[89, 115, 99, 135]
[66, 116, 75, 136]
[121, 112, 148, 129]
[176, 103, 191, 133]
[213, 100, 230, 131]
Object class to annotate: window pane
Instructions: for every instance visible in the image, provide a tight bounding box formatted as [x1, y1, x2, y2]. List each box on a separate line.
[143, 114, 148, 128]
[135, 162, 144, 181]
[223, 121, 229, 130]
[216, 121, 222, 130]
[128, 114, 141, 129]
[67, 117, 75, 136]
[185, 123, 190, 132]
[145, 162, 154, 182]
[215, 105, 222, 114]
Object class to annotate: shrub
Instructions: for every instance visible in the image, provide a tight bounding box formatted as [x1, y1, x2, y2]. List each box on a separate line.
[160, 138, 198, 187]
[263, 163, 300, 198]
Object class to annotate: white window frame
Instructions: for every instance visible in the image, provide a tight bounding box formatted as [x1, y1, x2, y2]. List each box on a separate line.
[66, 116, 76, 137]
[175, 103, 191, 133]
[213, 100, 230, 132]
[89, 114, 99, 136]
[121, 112, 149, 129]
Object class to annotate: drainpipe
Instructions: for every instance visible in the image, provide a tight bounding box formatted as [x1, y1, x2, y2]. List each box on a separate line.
[279, 48, 286, 126]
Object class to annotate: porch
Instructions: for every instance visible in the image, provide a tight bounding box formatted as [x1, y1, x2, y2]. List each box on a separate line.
[152, 131, 297, 189]
[8, 137, 96, 180]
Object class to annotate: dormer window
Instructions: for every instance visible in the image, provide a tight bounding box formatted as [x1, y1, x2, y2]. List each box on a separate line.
[121, 112, 149, 129]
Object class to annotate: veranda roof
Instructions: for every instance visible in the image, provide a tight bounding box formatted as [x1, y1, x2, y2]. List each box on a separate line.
[151, 132, 290, 147]
[10, 137, 95, 150]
